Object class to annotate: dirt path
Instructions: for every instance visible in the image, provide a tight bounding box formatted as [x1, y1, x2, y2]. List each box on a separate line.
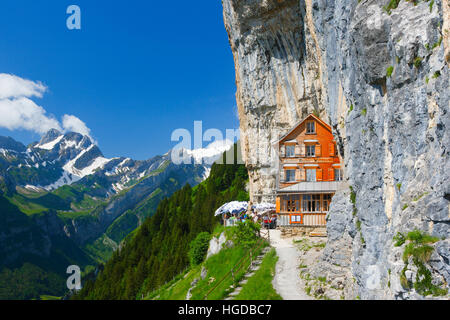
[269, 229, 312, 300]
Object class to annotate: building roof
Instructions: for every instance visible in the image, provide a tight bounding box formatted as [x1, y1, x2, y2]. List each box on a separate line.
[274, 114, 332, 145]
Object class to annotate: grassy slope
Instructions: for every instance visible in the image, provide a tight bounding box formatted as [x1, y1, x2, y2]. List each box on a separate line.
[145, 267, 201, 300]
[146, 226, 272, 301]
[234, 248, 282, 300]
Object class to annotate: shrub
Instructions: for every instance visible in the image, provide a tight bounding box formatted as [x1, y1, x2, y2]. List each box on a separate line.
[393, 232, 406, 247]
[432, 71, 441, 79]
[349, 186, 357, 216]
[386, 66, 394, 78]
[407, 229, 439, 244]
[383, 0, 401, 14]
[413, 57, 422, 68]
[403, 243, 434, 263]
[361, 108, 367, 116]
[400, 266, 412, 289]
[432, 37, 442, 49]
[415, 261, 448, 296]
[399, 229, 447, 296]
[349, 186, 356, 204]
[429, 0, 434, 13]
[188, 232, 212, 266]
[231, 220, 260, 249]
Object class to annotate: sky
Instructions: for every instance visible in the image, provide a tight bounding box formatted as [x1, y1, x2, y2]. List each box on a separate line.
[0, 1, 239, 160]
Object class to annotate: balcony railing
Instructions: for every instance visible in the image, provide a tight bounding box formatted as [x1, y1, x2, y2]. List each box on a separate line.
[281, 153, 312, 158]
[278, 181, 342, 193]
[276, 213, 327, 227]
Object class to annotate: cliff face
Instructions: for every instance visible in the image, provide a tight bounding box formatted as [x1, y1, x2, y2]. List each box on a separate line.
[223, 0, 449, 299]
[223, 0, 327, 202]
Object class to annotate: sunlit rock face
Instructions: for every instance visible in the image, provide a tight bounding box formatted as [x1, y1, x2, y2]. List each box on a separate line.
[223, 0, 327, 203]
[223, 0, 449, 299]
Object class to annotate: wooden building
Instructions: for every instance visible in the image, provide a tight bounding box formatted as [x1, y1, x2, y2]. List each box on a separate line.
[275, 114, 343, 228]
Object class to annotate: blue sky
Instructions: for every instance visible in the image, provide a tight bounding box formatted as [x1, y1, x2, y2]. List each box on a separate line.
[0, 1, 239, 160]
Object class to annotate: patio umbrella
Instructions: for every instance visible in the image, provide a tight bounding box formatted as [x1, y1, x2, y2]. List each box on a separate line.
[214, 201, 248, 216]
[251, 202, 276, 213]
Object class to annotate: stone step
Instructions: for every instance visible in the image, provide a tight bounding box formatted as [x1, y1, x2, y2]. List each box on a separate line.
[229, 288, 242, 296]
[250, 266, 260, 272]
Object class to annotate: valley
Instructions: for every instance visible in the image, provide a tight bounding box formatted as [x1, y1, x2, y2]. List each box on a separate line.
[0, 130, 229, 299]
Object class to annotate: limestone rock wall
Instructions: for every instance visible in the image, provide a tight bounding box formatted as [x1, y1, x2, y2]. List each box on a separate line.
[223, 0, 327, 202]
[223, 0, 449, 299]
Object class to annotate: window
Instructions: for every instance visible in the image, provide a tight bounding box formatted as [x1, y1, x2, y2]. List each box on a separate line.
[334, 169, 343, 181]
[323, 194, 332, 212]
[306, 145, 315, 157]
[285, 145, 295, 157]
[285, 169, 296, 182]
[306, 169, 316, 182]
[282, 195, 300, 212]
[306, 121, 316, 134]
[302, 195, 311, 212]
[312, 195, 321, 212]
[302, 194, 320, 212]
[290, 214, 302, 224]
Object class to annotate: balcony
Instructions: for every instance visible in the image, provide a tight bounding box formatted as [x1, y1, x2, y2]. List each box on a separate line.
[278, 181, 342, 193]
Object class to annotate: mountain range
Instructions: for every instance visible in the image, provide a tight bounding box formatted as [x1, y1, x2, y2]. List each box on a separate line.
[0, 129, 232, 299]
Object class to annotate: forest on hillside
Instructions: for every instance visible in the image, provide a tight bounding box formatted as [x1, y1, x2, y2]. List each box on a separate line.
[74, 146, 249, 300]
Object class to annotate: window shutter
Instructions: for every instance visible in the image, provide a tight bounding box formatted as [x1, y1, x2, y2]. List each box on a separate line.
[280, 170, 285, 182]
[316, 144, 321, 157]
[329, 143, 335, 156]
[295, 169, 301, 181]
[280, 145, 285, 157]
[276, 197, 281, 213]
[300, 144, 306, 157]
[316, 168, 323, 181]
[295, 144, 300, 156]
[328, 168, 334, 181]
[299, 168, 306, 181]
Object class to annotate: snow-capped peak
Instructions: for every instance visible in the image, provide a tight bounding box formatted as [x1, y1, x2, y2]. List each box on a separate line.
[38, 128, 63, 145]
[173, 139, 234, 166]
[36, 134, 64, 150]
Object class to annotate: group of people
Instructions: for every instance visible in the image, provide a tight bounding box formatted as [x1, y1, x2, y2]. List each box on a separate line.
[223, 212, 250, 225]
[222, 210, 277, 228]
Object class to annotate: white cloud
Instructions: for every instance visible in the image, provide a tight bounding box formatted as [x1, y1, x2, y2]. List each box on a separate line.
[62, 115, 92, 138]
[0, 73, 47, 99]
[0, 97, 62, 134]
[0, 73, 93, 139]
